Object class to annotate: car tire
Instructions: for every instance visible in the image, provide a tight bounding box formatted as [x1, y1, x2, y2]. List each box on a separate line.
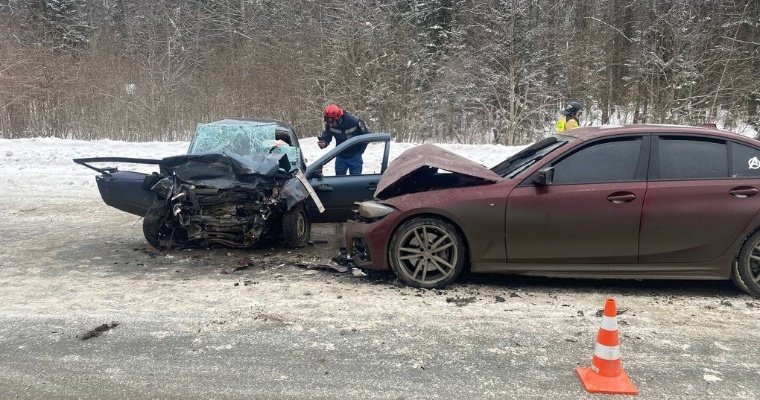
[736, 231, 760, 297]
[282, 203, 310, 248]
[143, 199, 171, 248]
[732, 260, 751, 295]
[388, 217, 466, 289]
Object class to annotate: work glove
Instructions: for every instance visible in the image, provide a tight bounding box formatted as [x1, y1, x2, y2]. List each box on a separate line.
[317, 137, 327, 149]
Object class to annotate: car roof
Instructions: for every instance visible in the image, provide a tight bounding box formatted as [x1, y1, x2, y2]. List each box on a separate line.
[560, 124, 754, 143]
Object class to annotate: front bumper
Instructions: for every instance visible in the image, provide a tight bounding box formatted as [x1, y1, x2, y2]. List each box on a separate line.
[344, 219, 395, 271]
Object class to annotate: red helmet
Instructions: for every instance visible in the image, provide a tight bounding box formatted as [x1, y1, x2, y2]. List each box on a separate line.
[323, 104, 344, 120]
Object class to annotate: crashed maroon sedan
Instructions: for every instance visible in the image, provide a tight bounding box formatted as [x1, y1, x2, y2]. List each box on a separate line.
[346, 124, 760, 296]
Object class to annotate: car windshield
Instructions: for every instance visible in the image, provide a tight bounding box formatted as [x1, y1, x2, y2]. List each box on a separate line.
[491, 136, 568, 178]
[188, 120, 301, 171]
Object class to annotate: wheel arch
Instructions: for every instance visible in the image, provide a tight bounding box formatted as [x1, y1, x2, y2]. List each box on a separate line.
[735, 225, 760, 260]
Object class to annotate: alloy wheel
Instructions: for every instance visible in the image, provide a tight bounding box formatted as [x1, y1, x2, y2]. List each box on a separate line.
[394, 224, 459, 286]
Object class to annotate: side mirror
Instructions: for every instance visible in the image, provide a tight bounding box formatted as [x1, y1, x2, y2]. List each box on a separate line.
[310, 166, 324, 179]
[534, 167, 554, 186]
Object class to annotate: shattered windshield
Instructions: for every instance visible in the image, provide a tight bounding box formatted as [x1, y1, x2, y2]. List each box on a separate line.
[491, 136, 568, 178]
[188, 120, 301, 171]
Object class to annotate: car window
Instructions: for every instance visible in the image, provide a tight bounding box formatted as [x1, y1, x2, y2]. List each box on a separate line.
[731, 141, 760, 178]
[320, 140, 387, 176]
[657, 137, 727, 180]
[551, 137, 643, 184]
[491, 137, 567, 178]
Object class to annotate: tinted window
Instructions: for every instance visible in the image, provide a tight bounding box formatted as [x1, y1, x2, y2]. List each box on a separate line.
[552, 137, 642, 184]
[658, 137, 727, 179]
[731, 142, 760, 178]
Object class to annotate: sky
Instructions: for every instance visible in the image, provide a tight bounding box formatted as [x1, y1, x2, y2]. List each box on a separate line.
[0, 136, 525, 202]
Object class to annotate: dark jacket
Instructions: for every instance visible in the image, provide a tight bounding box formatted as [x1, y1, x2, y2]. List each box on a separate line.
[320, 112, 370, 156]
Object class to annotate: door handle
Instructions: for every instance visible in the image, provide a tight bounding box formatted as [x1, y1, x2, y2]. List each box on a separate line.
[366, 184, 377, 191]
[318, 184, 333, 191]
[729, 186, 759, 198]
[607, 192, 636, 204]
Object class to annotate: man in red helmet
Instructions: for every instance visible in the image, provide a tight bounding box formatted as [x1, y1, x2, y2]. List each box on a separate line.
[318, 104, 370, 175]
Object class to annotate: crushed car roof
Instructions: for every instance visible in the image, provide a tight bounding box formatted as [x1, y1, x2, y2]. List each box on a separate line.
[374, 143, 502, 199]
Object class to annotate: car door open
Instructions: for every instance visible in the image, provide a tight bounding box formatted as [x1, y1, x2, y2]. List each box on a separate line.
[304, 133, 391, 222]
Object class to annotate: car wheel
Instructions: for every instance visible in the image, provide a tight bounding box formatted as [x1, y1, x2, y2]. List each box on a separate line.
[736, 231, 760, 297]
[389, 217, 466, 289]
[143, 199, 172, 248]
[282, 204, 311, 248]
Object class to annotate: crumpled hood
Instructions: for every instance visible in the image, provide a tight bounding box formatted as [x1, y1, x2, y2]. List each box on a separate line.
[374, 144, 502, 199]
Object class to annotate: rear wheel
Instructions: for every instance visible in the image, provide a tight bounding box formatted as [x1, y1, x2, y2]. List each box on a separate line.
[736, 231, 760, 297]
[282, 204, 310, 248]
[143, 199, 172, 248]
[388, 217, 466, 289]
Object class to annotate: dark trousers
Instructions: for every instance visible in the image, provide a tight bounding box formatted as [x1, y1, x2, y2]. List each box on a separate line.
[335, 153, 363, 176]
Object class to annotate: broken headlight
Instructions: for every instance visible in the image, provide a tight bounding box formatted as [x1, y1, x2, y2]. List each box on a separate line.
[356, 201, 396, 221]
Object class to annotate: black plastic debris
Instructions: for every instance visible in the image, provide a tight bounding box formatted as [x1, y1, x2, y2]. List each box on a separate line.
[221, 257, 255, 274]
[331, 247, 355, 267]
[79, 321, 119, 340]
[302, 263, 349, 273]
[595, 308, 628, 317]
[446, 296, 476, 307]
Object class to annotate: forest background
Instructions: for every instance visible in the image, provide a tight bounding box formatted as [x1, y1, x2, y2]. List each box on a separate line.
[0, 0, 758, 144]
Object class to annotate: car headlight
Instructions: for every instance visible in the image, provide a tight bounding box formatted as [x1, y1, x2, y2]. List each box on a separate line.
[356, 201, 396, 219]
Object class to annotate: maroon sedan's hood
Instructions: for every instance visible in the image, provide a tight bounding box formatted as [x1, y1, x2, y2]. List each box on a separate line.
[374, 144, 502, 199]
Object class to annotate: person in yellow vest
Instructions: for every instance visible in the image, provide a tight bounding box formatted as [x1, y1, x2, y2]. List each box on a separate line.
[556, 101, 584, 133]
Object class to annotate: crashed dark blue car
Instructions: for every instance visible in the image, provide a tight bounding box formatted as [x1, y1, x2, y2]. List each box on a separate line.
[75, 119, 390, 249]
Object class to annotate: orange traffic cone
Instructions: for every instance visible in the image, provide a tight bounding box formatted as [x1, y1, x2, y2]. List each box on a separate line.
[576, 298, 639, 395]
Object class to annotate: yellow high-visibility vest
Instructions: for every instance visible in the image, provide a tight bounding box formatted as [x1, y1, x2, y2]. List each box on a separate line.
[556, 115, 579, 133]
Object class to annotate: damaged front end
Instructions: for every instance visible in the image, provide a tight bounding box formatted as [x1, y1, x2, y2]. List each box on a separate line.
[344, 144, 504, 270]
[76, 120, 320, 250]
[145, 152, 311, 249]
[373, 143, 502, 199]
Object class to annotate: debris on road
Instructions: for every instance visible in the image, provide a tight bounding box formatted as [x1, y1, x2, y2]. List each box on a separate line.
[221, 257, 255, 274]
[595, 307, 628, 317]
[446, 296, 476, 307]
[295, 263, 349, 273]
[78, 321, 119, 340]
